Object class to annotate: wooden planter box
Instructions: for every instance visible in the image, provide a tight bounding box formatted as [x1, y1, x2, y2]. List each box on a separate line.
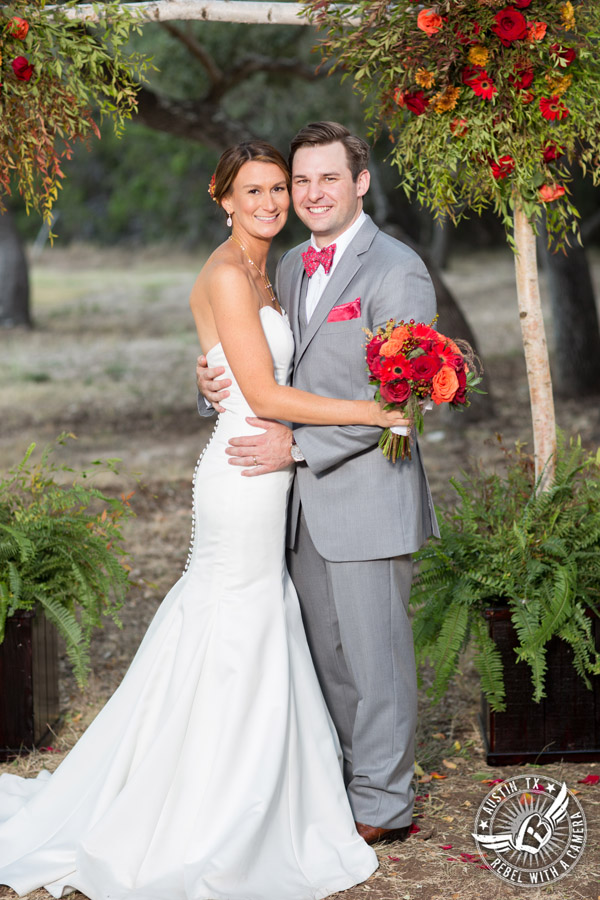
[480, 605, 600, 765]
[0, 608, 60, 758]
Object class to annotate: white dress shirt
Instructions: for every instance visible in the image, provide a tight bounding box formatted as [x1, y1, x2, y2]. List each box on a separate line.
[305, 211, 366, 322]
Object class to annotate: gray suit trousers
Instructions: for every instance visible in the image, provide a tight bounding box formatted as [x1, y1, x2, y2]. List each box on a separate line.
[287, 510, 417, 829]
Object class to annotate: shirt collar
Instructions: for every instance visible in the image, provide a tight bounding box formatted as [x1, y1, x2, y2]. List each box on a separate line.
[310, 211, 367, 268]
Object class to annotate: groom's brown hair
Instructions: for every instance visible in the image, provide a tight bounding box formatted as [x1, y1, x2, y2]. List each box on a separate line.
[289, 122, 370, 181]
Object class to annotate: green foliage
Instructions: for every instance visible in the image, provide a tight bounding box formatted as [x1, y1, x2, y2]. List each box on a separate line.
[411, 434, 600, 710]
[0, 0, 153, 225]
[0, 434, 135, 686]
[306, 0, 600, 245]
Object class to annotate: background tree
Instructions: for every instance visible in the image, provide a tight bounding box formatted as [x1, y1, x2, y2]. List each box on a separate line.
[306, 0, 600, 488]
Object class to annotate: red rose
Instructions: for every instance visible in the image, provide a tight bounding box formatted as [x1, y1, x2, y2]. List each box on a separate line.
[381, 380, 412, 405]
[539, 183, 566, 202]
[542, 141, 564, 162]
[381, 355, 413, 383]
[491, 155, 516, 179]
[540, 95, 569, 120]
[411, 354, 442, 380]
[8, 17, 29, 40]
[454, 368, 468, 405]
[11, 56, 33, 81]
[509, 66, 534, 90]
[366, 336, 384, 368]
[550, 44, 576, 66]
[404, 91, 429, 116]
[367, 341, 386, 380]
[454, 21, 482, 45]
[445, 352, 464, 371]
[492, 8, 528, 46]
[462, 65, 483, 86]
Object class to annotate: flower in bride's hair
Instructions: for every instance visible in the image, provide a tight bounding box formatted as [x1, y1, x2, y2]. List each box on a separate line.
[208, 173, 217, 203]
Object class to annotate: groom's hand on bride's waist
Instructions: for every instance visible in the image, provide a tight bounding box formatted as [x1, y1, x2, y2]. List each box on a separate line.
[196, 354, 231, 413]
[227, 419, 294, 477]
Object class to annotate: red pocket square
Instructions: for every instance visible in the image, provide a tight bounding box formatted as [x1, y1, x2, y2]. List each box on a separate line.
[327, 298, 361, 322]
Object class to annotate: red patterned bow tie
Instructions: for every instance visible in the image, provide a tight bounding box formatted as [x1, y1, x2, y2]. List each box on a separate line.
[302, 243, 337, 277]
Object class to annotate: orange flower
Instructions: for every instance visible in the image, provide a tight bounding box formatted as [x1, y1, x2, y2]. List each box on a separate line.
[561, 1, 575, 30]
[415, 67, 436, 88]
[468, 45, 489, 67]
[527, 21, 547, 41]
[417, 9, 444, 35]
[433, 85, 461, 113]
[8, 17, 29, 40]
[539, 183, 566, 202]
[380, 337, 406, 357]
[521, 90, 534, 104]
[450, 117, 469, 137]
[391, 325, 411, 343]
[432, 365, 459, 404]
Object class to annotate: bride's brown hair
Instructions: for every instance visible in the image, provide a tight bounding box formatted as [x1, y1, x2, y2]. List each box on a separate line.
[213, 141, 290, 207]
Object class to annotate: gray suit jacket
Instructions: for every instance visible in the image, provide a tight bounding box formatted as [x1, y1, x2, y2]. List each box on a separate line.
[277, 215, 439, 562]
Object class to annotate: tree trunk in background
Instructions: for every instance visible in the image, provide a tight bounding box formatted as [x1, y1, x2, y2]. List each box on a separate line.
[0, 211, 30, 329]
[539, 227, 600, 397]
[514, 204, 556, 490]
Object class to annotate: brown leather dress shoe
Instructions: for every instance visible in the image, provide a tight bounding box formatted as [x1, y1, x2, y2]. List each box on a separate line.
[355, 821, 411, 845]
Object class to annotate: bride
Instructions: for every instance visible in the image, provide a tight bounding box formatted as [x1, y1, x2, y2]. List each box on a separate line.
[0, 140, 411, 900]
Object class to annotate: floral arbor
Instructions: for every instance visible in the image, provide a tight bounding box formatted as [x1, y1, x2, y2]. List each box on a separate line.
[0, 0, 153, 226]
[305, 0, 600, 489]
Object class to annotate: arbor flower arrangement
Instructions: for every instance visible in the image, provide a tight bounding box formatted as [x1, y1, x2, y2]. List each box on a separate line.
[0, 0, 152, 226]
[306, 0, 600, 490]
[364, 318, 482, 462]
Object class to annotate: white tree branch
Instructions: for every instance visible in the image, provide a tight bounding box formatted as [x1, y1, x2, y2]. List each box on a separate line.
[52, 1, 325, 26]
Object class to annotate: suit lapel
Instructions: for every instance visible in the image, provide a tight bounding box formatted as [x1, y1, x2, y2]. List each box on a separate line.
[295, 216, 379, 367]
[282, 249, 307, 351]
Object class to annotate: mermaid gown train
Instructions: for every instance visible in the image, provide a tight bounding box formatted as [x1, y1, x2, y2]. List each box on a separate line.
[0, 306, 377, 900]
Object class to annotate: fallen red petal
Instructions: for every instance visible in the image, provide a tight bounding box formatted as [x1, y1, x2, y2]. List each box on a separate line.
[440, 844, 453, 849]
[578, 774, 600, 785]
[409, 823, 421, 834]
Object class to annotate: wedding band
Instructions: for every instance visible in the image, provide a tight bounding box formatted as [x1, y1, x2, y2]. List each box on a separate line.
[253, 456, 259, 466]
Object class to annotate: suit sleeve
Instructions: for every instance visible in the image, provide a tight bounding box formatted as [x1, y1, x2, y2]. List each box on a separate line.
[197, 392, 217, 419]
[293, 252, 437, 476]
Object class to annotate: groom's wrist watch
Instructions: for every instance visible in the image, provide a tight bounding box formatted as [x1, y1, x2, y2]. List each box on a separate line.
[290, 435, 305, 464]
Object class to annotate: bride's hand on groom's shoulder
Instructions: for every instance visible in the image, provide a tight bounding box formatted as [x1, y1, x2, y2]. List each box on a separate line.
[226, 419, 294, 477]
[196, 355, 231, 413]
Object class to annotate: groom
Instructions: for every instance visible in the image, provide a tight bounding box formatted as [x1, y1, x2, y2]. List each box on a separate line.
[197, 122, 438, 844]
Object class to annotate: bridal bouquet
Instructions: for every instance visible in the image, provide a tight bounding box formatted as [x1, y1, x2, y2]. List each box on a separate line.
[364, 318, 482, 462]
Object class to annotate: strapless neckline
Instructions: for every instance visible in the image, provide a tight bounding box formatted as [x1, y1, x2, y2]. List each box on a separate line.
[206, 305, 288, 363]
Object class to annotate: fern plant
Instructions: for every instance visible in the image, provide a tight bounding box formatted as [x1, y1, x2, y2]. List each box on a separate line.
[0, 434, 135, 686]
[411, 434, 600, 711]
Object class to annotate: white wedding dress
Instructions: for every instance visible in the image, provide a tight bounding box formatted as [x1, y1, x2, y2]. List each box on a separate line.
[0, 306, 377, 900]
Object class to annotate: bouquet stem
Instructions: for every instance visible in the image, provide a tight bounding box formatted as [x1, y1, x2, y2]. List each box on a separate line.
[379, 428, 411, 461]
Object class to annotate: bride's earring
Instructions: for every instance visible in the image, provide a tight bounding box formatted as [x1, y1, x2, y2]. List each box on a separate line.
[226, 211, 233, 228]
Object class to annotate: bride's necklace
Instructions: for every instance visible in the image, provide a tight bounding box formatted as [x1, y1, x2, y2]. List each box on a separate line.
[228, 235, 277, 306]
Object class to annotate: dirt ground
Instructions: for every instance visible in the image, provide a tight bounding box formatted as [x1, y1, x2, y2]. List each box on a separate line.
[1, 243, 599, 900]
